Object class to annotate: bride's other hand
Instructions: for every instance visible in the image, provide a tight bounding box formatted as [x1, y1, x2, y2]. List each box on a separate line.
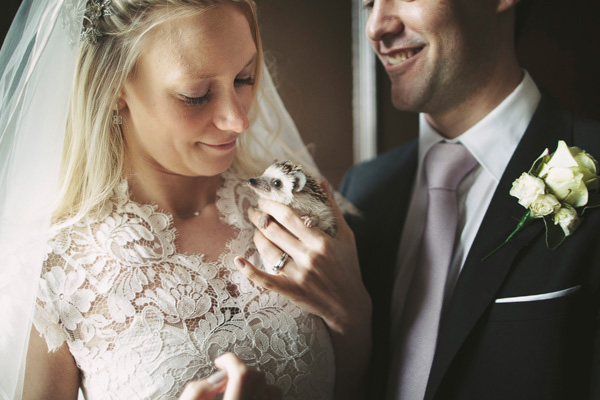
[179, 353, 282, 400]
[234, 182, 372, 400]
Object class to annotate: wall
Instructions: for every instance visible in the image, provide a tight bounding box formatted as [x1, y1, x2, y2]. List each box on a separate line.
[254, 1, 354, 186]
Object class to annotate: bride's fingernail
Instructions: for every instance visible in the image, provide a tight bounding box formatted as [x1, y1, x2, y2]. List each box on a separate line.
[234, 257, 245, 269]
[207, 370, 227, 387]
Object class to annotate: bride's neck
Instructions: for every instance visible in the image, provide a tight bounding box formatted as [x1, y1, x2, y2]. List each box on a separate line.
[125, 163, 222, 219]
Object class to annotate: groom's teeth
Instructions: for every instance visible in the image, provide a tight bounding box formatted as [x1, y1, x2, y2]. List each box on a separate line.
[387, 49, 417, 65]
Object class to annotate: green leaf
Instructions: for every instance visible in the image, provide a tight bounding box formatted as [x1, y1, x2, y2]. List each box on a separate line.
[581, 191, 600, 214]
[543, 214, 566, 250]
[482, 210, 534, 261]
[528, 151, 550, 176]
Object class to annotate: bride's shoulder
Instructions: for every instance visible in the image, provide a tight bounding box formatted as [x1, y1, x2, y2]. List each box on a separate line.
[45, 180, 174, 267]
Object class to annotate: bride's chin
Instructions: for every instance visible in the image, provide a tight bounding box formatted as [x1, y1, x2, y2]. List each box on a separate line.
[189, 157, 235, 178]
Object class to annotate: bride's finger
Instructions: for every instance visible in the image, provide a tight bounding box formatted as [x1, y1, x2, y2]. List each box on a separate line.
[214, 353, 279, 400]
[234, 256, 296, 295]
[179, 380, 220, 400]
[253, 230, 303, 279]
[253, 200, 326, 246]
[248, 207, 307, 257]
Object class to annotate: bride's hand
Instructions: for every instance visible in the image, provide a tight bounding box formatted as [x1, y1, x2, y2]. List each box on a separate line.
[234, 182, 372, 400]
[179, 353, 282, 400]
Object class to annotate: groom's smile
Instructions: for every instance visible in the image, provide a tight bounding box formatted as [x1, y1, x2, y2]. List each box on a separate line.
[382, 46, 424, 68]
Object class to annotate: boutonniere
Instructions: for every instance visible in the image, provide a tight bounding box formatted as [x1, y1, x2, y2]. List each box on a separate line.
[484, 140, 600, 260]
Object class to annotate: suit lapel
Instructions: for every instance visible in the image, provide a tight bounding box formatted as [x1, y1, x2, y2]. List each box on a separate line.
[353, 141, 419, 269]
[425, 96, 574, 399]
[357, 140, 419, 319]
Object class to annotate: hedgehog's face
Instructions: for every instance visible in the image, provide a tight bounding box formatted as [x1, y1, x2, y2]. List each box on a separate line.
[248, 164, 306, 205]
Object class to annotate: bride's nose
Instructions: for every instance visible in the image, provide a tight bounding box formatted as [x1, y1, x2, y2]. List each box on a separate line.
[213, 92, 250, 133]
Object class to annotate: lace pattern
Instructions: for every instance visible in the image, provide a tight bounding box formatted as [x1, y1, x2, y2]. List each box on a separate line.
[33, 170, 335, 399]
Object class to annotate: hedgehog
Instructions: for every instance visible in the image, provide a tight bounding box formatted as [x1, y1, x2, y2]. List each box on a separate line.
[247, 160, 337, 237]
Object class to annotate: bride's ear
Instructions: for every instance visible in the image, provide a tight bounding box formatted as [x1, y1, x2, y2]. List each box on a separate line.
[116, 90, 127, 112]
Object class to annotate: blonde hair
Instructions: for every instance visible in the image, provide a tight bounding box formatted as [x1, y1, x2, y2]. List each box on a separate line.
[54, 0, 265, 223]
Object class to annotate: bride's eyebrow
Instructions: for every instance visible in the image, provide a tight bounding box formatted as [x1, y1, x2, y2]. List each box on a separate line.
[241, 53, 258, 71]
[185, 53, 258, 80]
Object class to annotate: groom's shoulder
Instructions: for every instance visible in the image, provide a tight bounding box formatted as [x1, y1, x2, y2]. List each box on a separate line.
[340, 139, 418, 200]
[539, 94, 600, 149]
[346, 139, 418, 180]
[572, 114, 600, 150]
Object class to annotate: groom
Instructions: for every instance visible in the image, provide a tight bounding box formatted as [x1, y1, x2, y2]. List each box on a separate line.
[341, 0, 600, 399]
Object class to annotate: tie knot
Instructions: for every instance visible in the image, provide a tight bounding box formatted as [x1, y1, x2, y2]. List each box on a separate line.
[424, 142, 477, 191]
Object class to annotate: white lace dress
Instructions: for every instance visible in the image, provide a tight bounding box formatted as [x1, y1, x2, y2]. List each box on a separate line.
[33, 170, 335, 399]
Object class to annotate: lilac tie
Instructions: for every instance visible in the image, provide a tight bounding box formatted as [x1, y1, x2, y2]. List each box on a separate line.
[395, 142, 477, 400]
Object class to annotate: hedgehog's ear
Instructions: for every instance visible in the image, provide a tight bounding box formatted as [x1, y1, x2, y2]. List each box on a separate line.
[293, 171, 307, 192]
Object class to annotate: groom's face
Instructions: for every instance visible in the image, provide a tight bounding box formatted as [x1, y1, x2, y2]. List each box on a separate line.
[365, 0, 501, 116]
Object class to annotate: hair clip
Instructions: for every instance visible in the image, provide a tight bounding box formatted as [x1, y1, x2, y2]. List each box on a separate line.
[81, 0, 113, 44]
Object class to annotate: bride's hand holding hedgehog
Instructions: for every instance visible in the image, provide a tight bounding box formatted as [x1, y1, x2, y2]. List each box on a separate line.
[247, 160, 337, 237]
[235, 163, 372, 400]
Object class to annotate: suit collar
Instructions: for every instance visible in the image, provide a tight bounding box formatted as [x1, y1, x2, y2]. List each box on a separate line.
[425, 95, 574, 400]
[419, 71, 541, 183]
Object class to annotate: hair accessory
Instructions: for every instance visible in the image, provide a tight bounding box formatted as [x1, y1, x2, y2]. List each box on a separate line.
[81, 0, 113, 44]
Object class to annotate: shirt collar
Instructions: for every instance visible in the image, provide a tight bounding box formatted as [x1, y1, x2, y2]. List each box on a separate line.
[418, 70, 541, 182]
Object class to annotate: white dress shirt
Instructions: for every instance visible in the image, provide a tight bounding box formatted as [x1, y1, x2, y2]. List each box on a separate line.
[388, 71, 541, 399]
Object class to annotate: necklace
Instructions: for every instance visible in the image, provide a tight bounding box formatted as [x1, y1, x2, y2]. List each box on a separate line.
[175, 209, 202, 219]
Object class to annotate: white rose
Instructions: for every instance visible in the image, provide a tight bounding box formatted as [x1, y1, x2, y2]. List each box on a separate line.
[544, 141, 578, 168]
[543, 167, 588, 207]
[570, 147, 598, 190]
[571, 146, 598, 174]
[529, 193, 561, 218]
[537, 140, 600, 207]
[510, 173, 546, 208]
[553, 205, 581, 236]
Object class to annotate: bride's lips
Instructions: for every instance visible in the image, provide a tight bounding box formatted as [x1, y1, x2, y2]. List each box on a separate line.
[200, 138, 238, 150]
[381, 46, 424, 71]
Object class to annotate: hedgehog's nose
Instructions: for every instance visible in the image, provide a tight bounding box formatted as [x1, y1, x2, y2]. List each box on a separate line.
[248, 178, 256, 186]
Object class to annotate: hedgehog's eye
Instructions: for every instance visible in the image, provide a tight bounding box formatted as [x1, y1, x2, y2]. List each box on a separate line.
[272, 179, 282, 188]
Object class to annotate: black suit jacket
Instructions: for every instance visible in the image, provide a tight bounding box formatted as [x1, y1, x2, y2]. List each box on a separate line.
[340, 96, 600, 400]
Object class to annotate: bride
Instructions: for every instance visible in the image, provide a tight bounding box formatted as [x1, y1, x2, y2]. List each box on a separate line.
[0, 0, 371, 399]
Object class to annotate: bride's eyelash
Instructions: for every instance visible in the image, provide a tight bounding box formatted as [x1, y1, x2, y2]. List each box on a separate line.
[235, 76, 255, 87]
[183, 91, 210, 106]
[362, 1, 374, 10]
[182, 77, 254, 106]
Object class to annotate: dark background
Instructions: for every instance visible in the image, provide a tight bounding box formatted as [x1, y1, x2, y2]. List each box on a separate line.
[3, 1, 599, 185]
